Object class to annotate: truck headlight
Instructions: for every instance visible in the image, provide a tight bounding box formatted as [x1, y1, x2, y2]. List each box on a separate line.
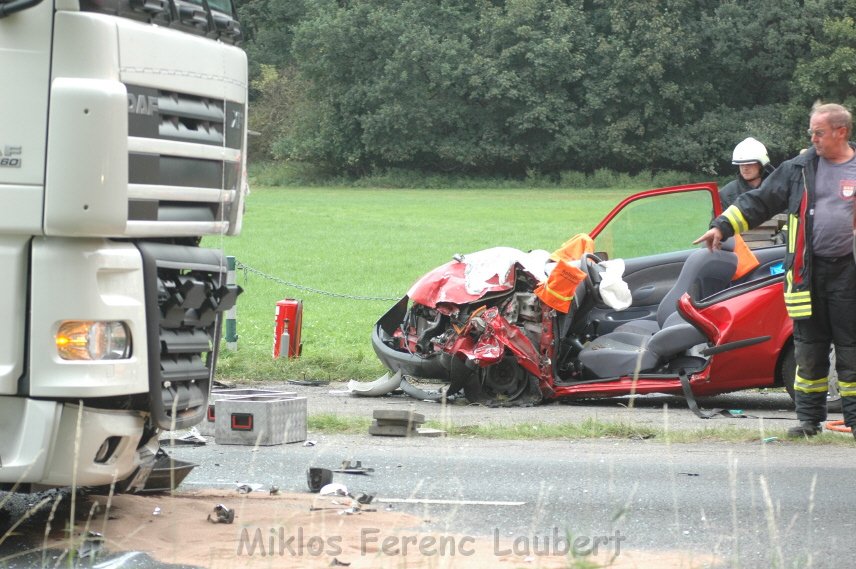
[56, 321, 131, 360]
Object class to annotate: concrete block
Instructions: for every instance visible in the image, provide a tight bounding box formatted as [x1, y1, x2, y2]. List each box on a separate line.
[372, 409, 426, 424]
[368, 421, 413, 437]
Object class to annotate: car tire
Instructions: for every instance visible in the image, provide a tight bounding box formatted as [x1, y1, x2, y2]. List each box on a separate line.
[780, 343, 796, 404]
[780, 344, 842, 413]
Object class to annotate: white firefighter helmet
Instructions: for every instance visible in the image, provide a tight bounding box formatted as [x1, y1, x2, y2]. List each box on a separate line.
[732, 137, 770, 166]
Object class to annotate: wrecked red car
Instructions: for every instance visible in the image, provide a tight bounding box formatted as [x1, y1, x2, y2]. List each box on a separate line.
[372, 183, 840, 409]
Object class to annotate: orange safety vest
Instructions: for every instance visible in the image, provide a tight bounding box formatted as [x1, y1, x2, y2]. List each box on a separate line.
[550, 233, 594, 263]
[731, 234, 760, 280]
[535, 260, 587, 313]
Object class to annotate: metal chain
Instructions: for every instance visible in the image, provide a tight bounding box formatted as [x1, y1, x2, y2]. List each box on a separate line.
[234, 261, 401, 301]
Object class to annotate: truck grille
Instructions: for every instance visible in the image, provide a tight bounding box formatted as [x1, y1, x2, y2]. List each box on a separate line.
[126, 85, 244, 237]
[138, 242, 241, 429]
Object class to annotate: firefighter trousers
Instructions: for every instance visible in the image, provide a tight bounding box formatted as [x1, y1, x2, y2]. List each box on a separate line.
[792, 255, 856, 428]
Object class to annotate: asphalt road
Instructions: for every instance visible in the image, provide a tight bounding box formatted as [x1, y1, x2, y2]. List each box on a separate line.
[164, 384, 855, 569]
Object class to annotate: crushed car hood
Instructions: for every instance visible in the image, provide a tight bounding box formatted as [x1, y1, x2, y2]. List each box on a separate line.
[408, 247, 552, 308]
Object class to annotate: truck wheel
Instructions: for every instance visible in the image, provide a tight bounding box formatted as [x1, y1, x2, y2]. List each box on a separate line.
[780, 344, 842, 413]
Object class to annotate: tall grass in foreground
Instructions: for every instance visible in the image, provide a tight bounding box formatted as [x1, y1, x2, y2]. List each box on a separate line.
[208, 186, 638, 381]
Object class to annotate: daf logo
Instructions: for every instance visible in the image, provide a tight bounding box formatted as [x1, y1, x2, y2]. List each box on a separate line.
[128, 93, 159, 116]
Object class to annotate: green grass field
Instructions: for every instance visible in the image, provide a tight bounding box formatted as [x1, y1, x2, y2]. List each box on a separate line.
[208, 185, 699, 381]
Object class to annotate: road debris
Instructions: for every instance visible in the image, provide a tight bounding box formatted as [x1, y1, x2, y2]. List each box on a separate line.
[415, 427, 447, 437]
[353, 493, 374, 505]
[347, 370, 402, 397]
[334, 460, 374, 475]
[207, 504, 235, 524]
[140, 450, 198, 494]
[287, 379, 331, 387]
[369, 409, 425, 437]
[330, 557, 351, 566]
[398, 376, 447, 402]
[76, 531, 104, 559]
[236, 483, 263, 494]
[311, 485, 377, 516]
[307, 468, 334, 493]
[319, 483, 349, 497]
[159, 427, 207, 446]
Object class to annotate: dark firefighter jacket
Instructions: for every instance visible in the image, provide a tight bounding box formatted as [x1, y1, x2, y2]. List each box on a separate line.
[718, 176, 758, 210]
[710, 143, 856, 320]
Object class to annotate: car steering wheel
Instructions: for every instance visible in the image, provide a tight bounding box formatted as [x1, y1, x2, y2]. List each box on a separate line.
[580, 252, 606, 304]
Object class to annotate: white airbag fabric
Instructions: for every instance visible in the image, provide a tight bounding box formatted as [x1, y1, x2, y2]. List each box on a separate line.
[598, 259, 632, 310]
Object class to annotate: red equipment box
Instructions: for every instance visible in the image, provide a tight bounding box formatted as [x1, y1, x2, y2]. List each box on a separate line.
[273, 299, 303, 358]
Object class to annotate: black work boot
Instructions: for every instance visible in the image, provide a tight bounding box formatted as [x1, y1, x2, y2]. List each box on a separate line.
[786, 421, 822, 438]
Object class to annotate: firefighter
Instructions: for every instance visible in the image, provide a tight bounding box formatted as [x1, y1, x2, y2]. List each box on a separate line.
[719, 137, 775, 210]
[695, 103, 856, 439]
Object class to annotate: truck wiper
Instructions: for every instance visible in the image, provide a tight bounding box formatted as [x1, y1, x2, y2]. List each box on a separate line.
[0, 0, 44, 18]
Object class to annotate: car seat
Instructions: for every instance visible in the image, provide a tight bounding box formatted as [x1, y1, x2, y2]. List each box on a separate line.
[612, 245, 739, 335]
[577, 247, 738, 379]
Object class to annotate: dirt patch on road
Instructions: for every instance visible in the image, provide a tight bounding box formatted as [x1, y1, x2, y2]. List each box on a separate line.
[4, 490, 717, 569]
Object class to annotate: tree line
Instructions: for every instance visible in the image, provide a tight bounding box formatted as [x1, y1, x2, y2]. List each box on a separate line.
[236, 0, 856, 178]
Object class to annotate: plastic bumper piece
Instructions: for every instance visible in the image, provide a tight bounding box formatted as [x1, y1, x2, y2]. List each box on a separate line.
[0, 396, 145, 487]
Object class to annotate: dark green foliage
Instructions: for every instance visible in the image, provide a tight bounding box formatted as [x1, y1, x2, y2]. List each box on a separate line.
[791, 0, 856, 113]
[239, 0, 855, 178]
[235, 0, 308, 95]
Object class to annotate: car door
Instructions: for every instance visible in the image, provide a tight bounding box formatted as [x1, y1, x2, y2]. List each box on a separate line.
[587, 183, 720, 333]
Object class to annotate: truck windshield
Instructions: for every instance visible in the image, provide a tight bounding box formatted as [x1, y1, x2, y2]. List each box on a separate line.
[186, 0, 233, 14]
[78, 0, 240, 43]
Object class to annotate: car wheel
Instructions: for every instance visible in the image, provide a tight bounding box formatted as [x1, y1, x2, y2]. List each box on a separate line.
[780, 343, 796, 404]
[780, 344, 841, 413]
[464, 358, 542, 405]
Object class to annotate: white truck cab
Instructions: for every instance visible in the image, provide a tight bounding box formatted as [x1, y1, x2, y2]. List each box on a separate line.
[0, 0, 247, 490]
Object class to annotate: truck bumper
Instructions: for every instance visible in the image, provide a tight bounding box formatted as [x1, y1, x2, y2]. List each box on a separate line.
[0, 397, 145, 487]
